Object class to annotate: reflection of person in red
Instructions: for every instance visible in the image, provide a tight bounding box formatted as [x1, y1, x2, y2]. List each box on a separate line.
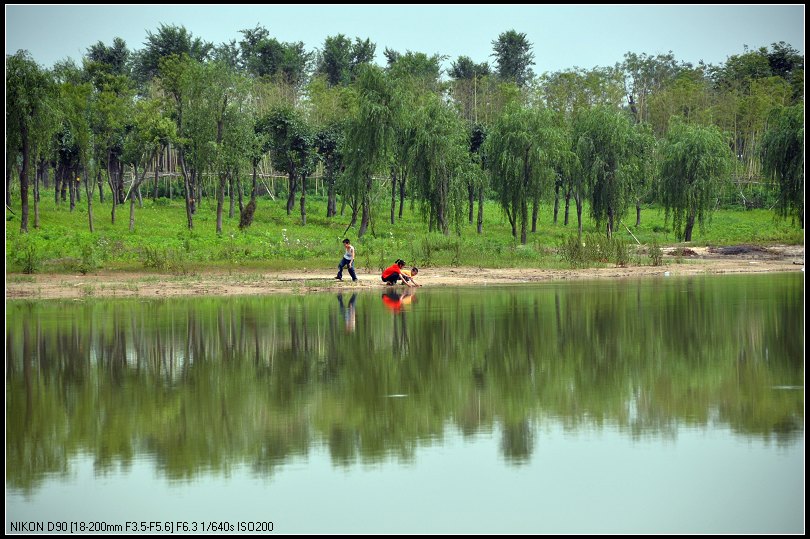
[382, 289, 416, 313]
[381, 259, 415, 287]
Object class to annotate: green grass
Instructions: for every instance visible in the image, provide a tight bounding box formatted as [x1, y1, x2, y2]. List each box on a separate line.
[5, 192, 803, 274]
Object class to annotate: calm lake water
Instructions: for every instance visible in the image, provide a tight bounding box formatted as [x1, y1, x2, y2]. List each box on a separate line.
[6, 273, 804, 533]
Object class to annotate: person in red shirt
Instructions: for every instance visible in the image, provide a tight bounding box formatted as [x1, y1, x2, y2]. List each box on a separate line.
[381, 259, 415, 286]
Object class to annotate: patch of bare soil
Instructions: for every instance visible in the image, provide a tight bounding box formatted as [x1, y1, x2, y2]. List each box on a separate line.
[6, 244, 804, 300]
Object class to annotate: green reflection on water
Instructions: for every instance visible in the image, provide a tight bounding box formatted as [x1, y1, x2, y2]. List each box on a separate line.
[6, 274, 804, 493]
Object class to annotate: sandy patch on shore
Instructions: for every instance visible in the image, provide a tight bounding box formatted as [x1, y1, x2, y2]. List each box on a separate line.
[6, 244, 804, 300]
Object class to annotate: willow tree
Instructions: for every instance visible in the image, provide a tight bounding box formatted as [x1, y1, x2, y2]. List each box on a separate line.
[660, 120, 733, 241]
[542, 67, 625, 230]
[485, 103, 563, 244]
[343, 65, 397, 238]
[760, 104, 804, 228]
[408, 95, 468, 235]
[574, 106, 637, 239]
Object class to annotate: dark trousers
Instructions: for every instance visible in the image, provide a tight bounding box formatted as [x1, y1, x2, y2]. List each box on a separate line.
[382, 273, 401, 284]
[337, 258, 357, 281]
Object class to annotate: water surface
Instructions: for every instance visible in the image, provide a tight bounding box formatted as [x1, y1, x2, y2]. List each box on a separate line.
[6, 274, 804, 533]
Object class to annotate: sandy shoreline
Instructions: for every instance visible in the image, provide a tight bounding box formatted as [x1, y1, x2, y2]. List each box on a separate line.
[5, 245, 804, 300]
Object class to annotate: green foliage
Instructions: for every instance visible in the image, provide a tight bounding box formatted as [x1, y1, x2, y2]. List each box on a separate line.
[559, 233, 630, 268]
[484, 103, 564, 243]
[4, 188, 802, 275]
[77, 241, 99, 274]
[648, 237, 664, 266]
[574, 105, 640, 237]
[559, 234, 588, 268]
[140, 245, 189, 274]
[491, 30, 535, 87]
[659, 119, 733, 241]
[316, 34, 375, 87]
[136, 23, 213, 84]
[760, 104, 804, 225]
[10, 234, 44, 274]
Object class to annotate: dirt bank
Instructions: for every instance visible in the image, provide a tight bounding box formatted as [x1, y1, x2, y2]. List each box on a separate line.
[5, 244, 804, 300]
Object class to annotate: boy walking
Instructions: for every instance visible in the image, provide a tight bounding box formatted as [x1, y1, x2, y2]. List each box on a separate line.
[335, 238, 357, 282]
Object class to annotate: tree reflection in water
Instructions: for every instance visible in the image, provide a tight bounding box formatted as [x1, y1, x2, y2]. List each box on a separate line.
[6, 274, 803, 491]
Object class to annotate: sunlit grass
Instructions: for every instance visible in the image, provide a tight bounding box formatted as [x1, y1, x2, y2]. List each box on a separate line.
[5, 190, 803, 274]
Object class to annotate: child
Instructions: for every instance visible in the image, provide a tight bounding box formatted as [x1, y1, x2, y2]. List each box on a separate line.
[381, 259, 414, 286]
[335, 239, 357, 282]
[401, 267, 422, 287]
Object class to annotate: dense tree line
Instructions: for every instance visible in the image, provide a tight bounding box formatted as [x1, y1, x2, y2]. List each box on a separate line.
[6, 25, 805, 242]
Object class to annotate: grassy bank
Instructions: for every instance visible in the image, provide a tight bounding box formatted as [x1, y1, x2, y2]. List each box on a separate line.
[5, 193, 803, 274]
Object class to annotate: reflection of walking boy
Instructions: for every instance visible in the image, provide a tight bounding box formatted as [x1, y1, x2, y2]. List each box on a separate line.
[336, 238, 357, 282]
[337, 293, 357, 332]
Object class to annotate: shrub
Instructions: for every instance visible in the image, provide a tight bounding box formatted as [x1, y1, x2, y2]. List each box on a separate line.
[649, 237, 664, 266]
[12, 234, 43, 274]
[559, 235, 588, 268]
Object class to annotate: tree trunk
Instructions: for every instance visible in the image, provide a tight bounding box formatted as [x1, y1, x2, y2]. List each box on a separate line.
[505, 206, 516, 238]
[69, 168, 76, 211]
[216, 173, 225, 234]
[86, 168, 94, 233]
[606, 208, 614, 239]
[286, 171, 296, 215]
[179, 151, 194, 230]
[35, 159, 45, 202]
[251, 162, 258, 201]
[19, 126, 30, 233]
[531, 198, 538, 233]
[237, 174, 244, 214]
[97, 168, 104, 204]
[553, 181, 560, 224]
[398, 173, 406, 219]
[468, 184, 474, 224]
[564, 186, 571, 226]
[477, 186, 484, 234]
[358, 175, 371, 237]
[60, 164, 68, 202]
[684, 210, 696, 242]
[54, 165, 60, 205]
[635, 201, 641, 227]
[520, 199, 528, 244]
[116, 159, 125, 204]
[33, 157, 39, 229]
[153, 152, 160, 200]
[300, 174, 307, 226]
[6, 157, 13, 208]
[228, 173, 235, 219]
[390, 168, 397, 225]
[576, 195, 583, 238]
[326, 162, 336, 218]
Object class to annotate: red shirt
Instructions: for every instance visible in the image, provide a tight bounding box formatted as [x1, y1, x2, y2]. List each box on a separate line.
[381, 264, 403, 279]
